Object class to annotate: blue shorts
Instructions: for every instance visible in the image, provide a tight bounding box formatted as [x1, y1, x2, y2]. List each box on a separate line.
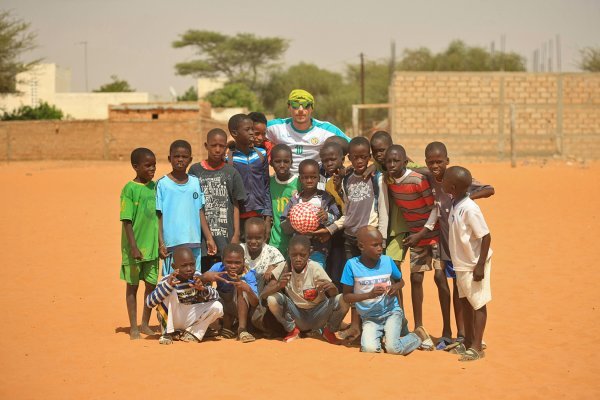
[162, 246, 202, 277]
[445, 260, 456, 279]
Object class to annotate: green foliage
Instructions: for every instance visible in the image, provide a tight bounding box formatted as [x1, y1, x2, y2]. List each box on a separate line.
[177, 86, 198, 101]
[398, 40, 526, 71]
[1, 101, 63, 120]
[579, 47, 600, 72]
[173, 30, 288, 90]
[93, 75, 135, 92]
[205, 83, 259, 110]
[0, 10, 39, 94]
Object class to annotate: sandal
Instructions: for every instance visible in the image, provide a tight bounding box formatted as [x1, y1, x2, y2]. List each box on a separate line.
[448, 343, 467, 355]
[220, 328, 236, 339]
[238, 330, 256, 343]
[180, 331, 199, 343]
[459, 347, 485, 362]
[204, 327, 220, 338]
[158, 334, 173, 345]
[435, 336, 454, 351]
[414, 326, 434, 351]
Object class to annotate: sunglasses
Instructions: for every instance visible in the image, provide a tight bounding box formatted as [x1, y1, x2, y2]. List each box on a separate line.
[288, 100, 313, 109]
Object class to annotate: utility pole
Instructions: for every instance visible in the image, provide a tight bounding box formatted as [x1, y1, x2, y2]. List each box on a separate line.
[389, 41, 396, 80]
[548, 39, 553, 72]
[360, 52, 365, 135]
[77, 41, 89, 91]
[556, 34, 562, 72]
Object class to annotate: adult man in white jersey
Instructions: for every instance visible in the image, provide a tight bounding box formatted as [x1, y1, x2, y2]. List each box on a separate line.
[266, 89, 350, 175]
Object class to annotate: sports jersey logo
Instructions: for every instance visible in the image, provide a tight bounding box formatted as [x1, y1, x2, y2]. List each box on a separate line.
[310, 137, 320, 145]
[193, 192, 199, 199]
[294, 145, 304, 155]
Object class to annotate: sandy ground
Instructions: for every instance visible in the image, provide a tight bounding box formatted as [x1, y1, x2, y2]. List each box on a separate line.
[1, 160, 599, 400]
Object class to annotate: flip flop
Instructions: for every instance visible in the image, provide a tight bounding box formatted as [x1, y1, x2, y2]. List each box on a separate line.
[435, 336, 454, 351]
[448, 343, 467, 355]
[219, 328, 236, 339]
[459, 347, 485, 362]
[180, 331, 200, 343]
[238, 330, 256, 343]
[158, 334, 173, 345]
[414, 326, 435, 351]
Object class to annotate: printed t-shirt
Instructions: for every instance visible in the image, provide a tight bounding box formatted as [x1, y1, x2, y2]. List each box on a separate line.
[241, 243, 285, 274]
[188, 161, 246, 254]
[120, 181, 158, 265]
[340, 255, 401, 319]
[156, 174, 204, 249]
[271, 260, 332, 309]
[448, 197, 493, 271]
[269, 174, 300, 255]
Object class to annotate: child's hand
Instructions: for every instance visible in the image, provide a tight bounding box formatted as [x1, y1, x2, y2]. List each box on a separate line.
[202, 271, 229, 284]
[361, 164, 377, 180]
[264, 264, 277, 281]
[370, 286, 386, 298]
[167, 270, 181, 286]
[190, 275, 207, 293]
[387, 280, 404, 296]
[473, 263, 485, 281]
[315, 209, 328, 224]
[232, 280, 251, 293]
[278, 272, 292, 289]
[206, 237, 217, 256]
[312, 228, 331, 243]
[402, 233, 422, 248]
[316, 279, 336, 293]
[130, 246, 143, 261]
[159, 244, 168, 259]
[231, 234, 240, 244]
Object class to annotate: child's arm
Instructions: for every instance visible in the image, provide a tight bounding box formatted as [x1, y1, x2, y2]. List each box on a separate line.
[342, 284, 385, 304]
[232, 201, 241, 244]
[470, 180, 495, 200]
[200, 208, 217, 255]
[157, 212, 168, 259]
[377, 174, 389, 243]
[145, 272, 179, 308]
[474, 233, 491, 281]
[316, 279, 338, 298]
[260, 266, 291, 299]
[403, 178, 436, 247]
[262, 155, 273, 241]
[122, 220, 142, 260]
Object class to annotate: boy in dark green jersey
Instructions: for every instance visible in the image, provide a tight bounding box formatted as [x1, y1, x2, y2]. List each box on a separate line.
[120, 148, 159, 340]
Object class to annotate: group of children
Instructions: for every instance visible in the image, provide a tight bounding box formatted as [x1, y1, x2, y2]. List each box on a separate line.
[120, 112, 494, 362]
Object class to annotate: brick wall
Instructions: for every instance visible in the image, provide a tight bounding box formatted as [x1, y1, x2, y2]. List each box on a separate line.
[389, 72, 600, 160]
[0, 118, 228, 162]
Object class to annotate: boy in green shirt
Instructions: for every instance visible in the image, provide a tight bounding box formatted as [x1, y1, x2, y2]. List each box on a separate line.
[120, 148, 159, 340]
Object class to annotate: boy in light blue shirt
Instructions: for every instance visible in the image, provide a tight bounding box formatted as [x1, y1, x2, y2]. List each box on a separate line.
[341, 226, 424, 355]
[157, 140, 216, 276]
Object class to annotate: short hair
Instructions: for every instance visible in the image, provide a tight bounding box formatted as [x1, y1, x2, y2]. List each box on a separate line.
[371, 131, 393, 145]
[386, 144, 407, 158]
[289, 235, 311, 251]
[130, 147, 154, 165]
[169, 140, 192, 155]
[319, 142, 344, 158]
[222, 243, 245, 258]
[298, 159, 319, 174]
[446, 166, 472, 191]
[248, 112, 267, 125]
[324, 136, 349, 156]
[425, 141, 448, 157]
[245, 217, 266, 231]
[271, 143, 293, 159]
[228, 113, 251, 132]
[206, 128, 227, 141]
[348, 136, 371, 153]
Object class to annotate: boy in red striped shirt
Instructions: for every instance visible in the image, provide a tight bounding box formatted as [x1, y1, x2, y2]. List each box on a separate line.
[384, 144, 452, 349]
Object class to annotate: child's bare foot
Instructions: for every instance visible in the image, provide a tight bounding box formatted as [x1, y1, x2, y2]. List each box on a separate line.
[338, 325, 360, 343]
[129, 327, 141, 340]
[140, 325, 156, 336]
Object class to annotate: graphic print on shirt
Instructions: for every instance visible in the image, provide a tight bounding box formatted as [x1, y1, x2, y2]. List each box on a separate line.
[201, 175, 230, 238]
[355, 274, 392, 303]
[347, 180, 371, 202]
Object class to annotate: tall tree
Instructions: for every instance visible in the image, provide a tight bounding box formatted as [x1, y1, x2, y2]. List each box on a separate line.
[579, 46, 600, 72]
[173, 31, 288, 91]
[177, 86, 198, 101]
[0, 10, 39, 94]
[93, 75, 135, 92]
[205, 83, 260, 110]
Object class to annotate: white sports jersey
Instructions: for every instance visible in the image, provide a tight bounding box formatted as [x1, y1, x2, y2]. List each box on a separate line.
[266, 117, 350, 175]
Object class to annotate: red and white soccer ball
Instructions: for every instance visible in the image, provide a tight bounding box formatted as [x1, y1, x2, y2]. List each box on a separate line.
[288, 202, 321, 234]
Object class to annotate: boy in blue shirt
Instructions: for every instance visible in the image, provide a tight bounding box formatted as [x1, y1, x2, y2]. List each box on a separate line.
[157, 140, 216, 276]
[341, 226, 424, 355]
[208, 243, 260, 343]
[228, 114, 273, 240]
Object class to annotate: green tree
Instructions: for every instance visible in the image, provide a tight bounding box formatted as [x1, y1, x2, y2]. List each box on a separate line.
[0, 10, 39, 94]
[579, 46, 600, 72]
[173, 31, 288, 90]
[93, 75, 135, 92]
[205, 83, 260, 110]
[398, 40, 526, 71]
[1, 101, 63, 120]
[177, 86, 198, 101]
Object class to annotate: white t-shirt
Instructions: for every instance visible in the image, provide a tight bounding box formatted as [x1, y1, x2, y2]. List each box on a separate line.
[266, 117, 350, 175]
[448, 197, 493, 271]
[241, 243, 285, 274]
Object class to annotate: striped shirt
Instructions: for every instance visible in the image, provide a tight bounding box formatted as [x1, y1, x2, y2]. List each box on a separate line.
[146, 272, 219, 308]
[387, 169, 439, 246]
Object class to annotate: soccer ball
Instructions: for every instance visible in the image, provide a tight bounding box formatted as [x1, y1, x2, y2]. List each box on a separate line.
[288, 202, 321, 234]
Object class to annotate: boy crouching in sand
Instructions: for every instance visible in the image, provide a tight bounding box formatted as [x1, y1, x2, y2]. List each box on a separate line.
[341, 226, 423, 355]
[146, 247, 224, 345]
[443, 166, 493, 361]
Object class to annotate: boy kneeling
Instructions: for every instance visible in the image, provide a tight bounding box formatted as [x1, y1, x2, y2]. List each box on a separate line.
[146, 247, 224, 345]
[262, 235, 349, 344]
[341, 226, 423, 355]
